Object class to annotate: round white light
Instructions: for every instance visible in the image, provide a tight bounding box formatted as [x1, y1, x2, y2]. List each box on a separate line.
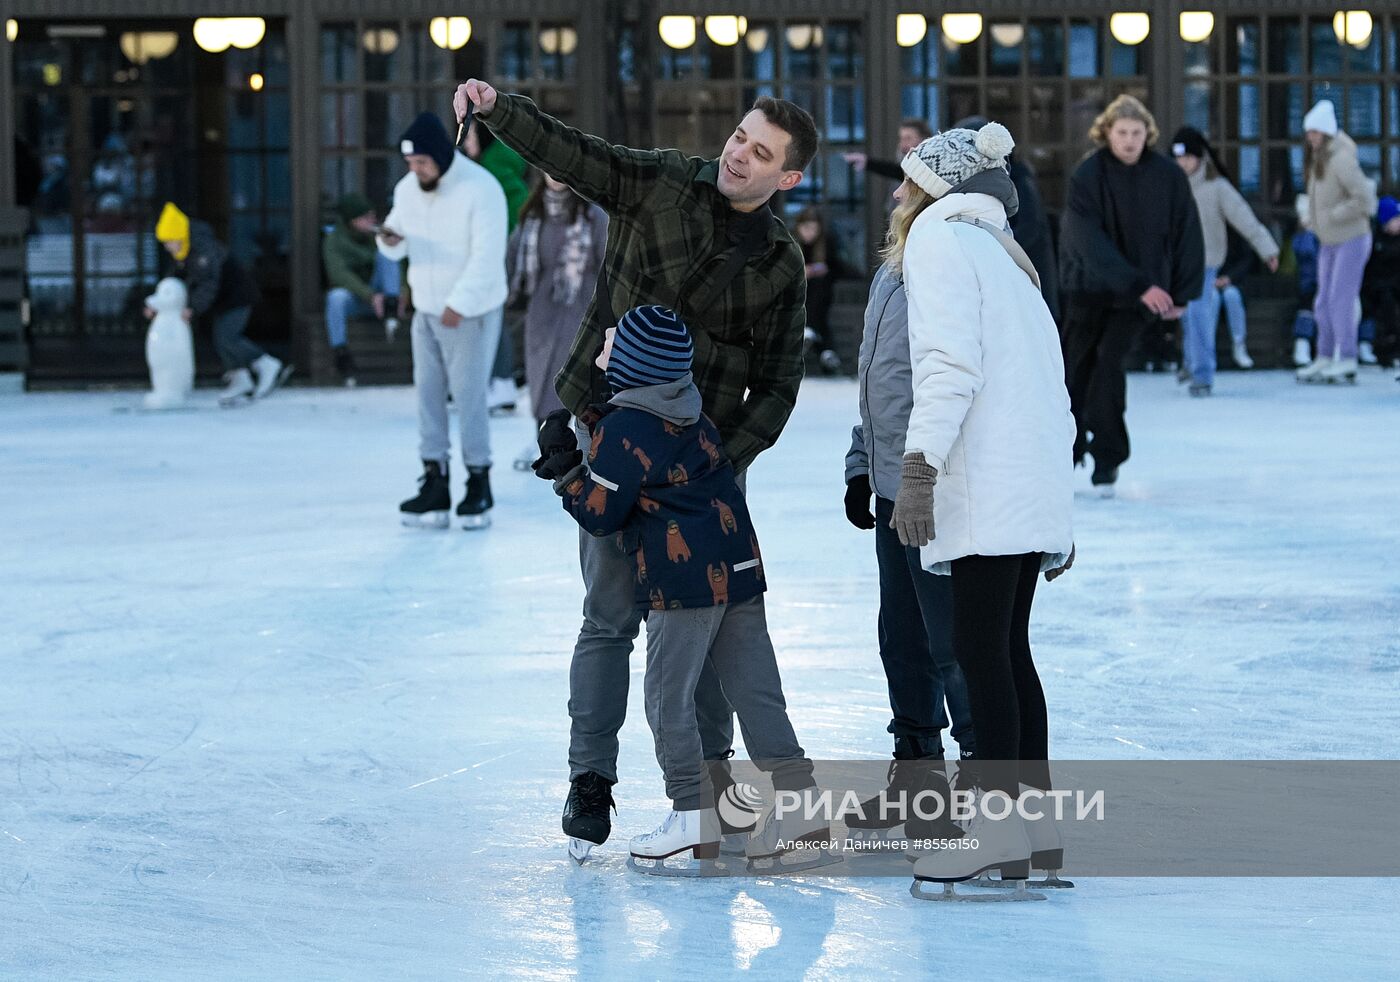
[704, 16, 747, 47]
[1333, 10, 1373, 49]
[658, 16, 696, 50]
[941, 13, 984, 45]
[6, 19, 17, 43]
[224, 17, 265, 50]
[1109, 12, 1151, 46]
[785, 24, 824, 51]
[744, 26, 770, 53]
[193, 19, 231, 54]
[363, 28, 399, 55]
[430, 17, 472, 51]
[896, 13, 927, 48]
[991, 23, 1025, 48]
[249, 72, 264, 92]
[120, 31, 179, 64]
[539, 26, 578, 56]
[1179, 11, 1214, 43]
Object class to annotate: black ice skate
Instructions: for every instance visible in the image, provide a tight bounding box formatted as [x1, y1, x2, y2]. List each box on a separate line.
[563, 771, 615, 864]
[333, 346, 358, 388]
[847, 736, 945, 848]
[400, 460, 450, 529]
[456, 466, 493, 530]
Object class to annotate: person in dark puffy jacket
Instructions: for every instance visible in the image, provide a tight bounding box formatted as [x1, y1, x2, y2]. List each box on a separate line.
[537, 305, 819, 869]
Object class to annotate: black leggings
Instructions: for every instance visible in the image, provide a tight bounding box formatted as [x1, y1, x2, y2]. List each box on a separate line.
[949, 553, 1049, 796]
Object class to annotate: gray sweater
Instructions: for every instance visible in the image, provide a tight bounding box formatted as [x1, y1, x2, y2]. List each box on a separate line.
[844, 263, 913, 500]
[1188, 166, 1278, 269]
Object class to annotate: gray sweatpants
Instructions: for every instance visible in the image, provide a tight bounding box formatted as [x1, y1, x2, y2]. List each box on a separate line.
[645, 597, 812, 810]
[212, 306, 262, 371]
[567, 424, 735, 783]
[412, 307, 502, 471]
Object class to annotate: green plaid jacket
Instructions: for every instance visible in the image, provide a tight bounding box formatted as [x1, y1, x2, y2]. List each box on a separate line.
[479, 93, 807, 472]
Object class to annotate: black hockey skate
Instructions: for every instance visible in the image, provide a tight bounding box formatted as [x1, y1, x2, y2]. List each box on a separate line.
[848, 735, 945, 849]
[456, 466, 493, 530]
[563, 772, 615, 865]
[400, 461, 450, 529]
[333, 346, 358, 388]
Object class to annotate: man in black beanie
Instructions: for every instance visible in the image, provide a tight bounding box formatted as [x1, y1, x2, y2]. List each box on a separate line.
[379, 112, 509, 529]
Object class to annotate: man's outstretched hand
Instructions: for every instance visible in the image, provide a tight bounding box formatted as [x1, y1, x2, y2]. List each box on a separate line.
[454, 80, 497, 121]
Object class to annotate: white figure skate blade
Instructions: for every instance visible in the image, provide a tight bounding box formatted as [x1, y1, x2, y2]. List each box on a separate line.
[626, 854, 725, 878]
[910, 878, 1046, 902]
[401, 511, 450, 530]
[746, 848, 842, 875]
[459, 514, 492, 531]
[567, 838, 595, 865]
[972, 871, 1075, 890]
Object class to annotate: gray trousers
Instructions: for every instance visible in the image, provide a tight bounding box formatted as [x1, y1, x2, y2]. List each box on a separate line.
[645, 597, 812, 810]
[412, 308, 502, 471]
[567, 423, 735, 783]
[212, 306, 261, 371]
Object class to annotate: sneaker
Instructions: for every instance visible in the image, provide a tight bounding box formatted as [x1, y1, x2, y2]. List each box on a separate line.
[487, 378, 517, 416]
[819, 349, 843, 374]
[218, 368, 254, 407]
[384, 316, 400, 342]
[1231, 341, 1254, 369]
[1359, 340, 1378, 365]
[400, 460, 450, 529]
[1292, 337, 1313, 368]
[1188, 383, 1211, 397]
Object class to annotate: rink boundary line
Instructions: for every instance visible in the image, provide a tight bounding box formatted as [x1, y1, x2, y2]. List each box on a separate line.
[404, 749, 523, 790]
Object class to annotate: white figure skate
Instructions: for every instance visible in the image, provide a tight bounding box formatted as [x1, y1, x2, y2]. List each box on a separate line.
[252, 353, 293, 399]
[218, 368, 255, 407]
[1296, 357, 1331, 383]
[1320, 356, 1358, 384]
[910, 803, 1046, 902]
[627, 809, 723, 877]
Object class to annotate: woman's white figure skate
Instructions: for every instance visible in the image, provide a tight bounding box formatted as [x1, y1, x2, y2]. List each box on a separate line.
[970, 797, 1074, 890]
[627, 808, 723, 877]
[910, 799, 1047, 902]
[143, 278, 194, 410]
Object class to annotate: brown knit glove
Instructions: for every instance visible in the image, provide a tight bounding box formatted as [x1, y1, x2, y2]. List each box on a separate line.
[891, 452, 937, 548]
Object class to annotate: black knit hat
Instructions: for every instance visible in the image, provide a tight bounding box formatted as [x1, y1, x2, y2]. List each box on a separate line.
[1171, 126, 1209, 159]
[399, 112, 455, 175]
[606, 306, 693, 393]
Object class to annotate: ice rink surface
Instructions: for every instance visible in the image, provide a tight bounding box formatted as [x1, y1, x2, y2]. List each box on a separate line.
[3, 370, 1399, 980]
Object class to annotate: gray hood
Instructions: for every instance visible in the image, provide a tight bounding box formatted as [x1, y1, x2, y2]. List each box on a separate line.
[609, 374, 702, 426]
[948, 168, 1019, 221]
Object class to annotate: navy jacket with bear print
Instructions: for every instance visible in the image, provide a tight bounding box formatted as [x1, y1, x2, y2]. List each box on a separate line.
[555, 375, 766, 611]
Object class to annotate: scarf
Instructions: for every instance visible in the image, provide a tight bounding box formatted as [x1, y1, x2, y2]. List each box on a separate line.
[511, 194, 594, 307]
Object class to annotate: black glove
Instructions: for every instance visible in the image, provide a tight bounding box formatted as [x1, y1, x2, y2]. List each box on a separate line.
[534, 448, 583, 481]
[844, 474, 876, 530]
[536, 408, 575, 459]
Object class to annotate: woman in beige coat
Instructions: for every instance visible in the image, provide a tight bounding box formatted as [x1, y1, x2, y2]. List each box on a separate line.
[1297, 100, 1377, 383]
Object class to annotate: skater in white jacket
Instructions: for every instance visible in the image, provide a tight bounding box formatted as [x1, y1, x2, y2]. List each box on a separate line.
[379, 112, 509, 529]
[882, 123, 1076, 896]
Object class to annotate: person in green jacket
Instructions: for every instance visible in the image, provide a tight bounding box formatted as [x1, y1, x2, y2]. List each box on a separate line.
[467, 122, 531, 409]
[322, 192, 404, 386]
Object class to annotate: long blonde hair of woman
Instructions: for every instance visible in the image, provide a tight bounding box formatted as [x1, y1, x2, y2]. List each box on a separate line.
[880, 180, 935, 275]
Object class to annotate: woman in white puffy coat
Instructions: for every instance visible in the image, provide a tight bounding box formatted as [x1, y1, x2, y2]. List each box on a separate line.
[886, 123, 1075, 887]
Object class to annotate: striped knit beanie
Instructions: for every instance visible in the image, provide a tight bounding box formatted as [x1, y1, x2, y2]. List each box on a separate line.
[902, 122, 1015, 200]
[606, 305, 693, 393]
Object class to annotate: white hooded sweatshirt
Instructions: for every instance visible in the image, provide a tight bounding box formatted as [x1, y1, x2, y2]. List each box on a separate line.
[378, 150, 508, 319]
[902, 191, 1075, 574]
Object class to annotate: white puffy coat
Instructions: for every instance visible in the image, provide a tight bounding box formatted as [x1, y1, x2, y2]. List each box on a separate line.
[378, 151, 509, 319]
[902, 192, 1075, 574]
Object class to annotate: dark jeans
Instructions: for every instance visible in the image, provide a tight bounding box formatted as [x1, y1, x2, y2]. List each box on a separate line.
[949, 553, 1050, 798]
[1063, 302, 1145, 473]
[211, 306, 262, 371]
[873, 496, 975, 757]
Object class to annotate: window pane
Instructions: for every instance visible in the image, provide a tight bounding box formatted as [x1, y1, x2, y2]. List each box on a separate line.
[1227, 18, 1260, 75]
[1068, 21, 1099, 78]
[1268, 19, 1303, 74]
[782, 24, 823, 81]
[1236, 84, 1260, 140]
[498, 23, 531, 81]
[1184, 82, 1211, 132]
[1109, 38, 1143, 77]
[321, 92, 360, 148]
[943, 37, 978, 78]
[827, 22, 861, 79]
[1266, 82, 1305, 140]
[1349, 84, 1382, 138]
[1028, 20, 1064, 76]
[989, 23, 1022, 77]
[1238, 145, 1261, 195]
[1308, 17, 1342, 75]
[901, 35, 938, 79]
[320, 24, 357, 83]
[1358, 143, 1382, 182]
[363, 22, 405, 83]
[228, 153, 261, 211]
[743, 22, 777, 80]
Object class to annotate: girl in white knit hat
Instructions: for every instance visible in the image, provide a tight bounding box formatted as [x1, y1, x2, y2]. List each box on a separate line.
[1297, 99, 1378, 384]
[883, 123, 1077, 898]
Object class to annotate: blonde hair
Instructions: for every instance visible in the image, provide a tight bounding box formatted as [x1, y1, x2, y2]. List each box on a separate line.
[880, 181, 935, 275]
[1090, 94, 1160, 147]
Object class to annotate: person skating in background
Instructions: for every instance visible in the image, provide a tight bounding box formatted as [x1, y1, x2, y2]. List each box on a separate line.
[506, 174, 608, 469]
[152, 202, 289, 407]
[536, 306, 822, 871]
[1171, 127, 1279, 396]
[842, 180, 976, 845]
[321, 193, 406, 387]
[955, 115, 1060, 323]
[1289, 223, 1322, 367]
[1296, 100, 1376, 385]
[792, 205, 847, 374]
[455, 77, 814, 862]
[886, 122, 1076, 893]
[1059, 95, 1204, 496]
[1360, 195, 1400, 374]
[467, 119, 531, 415]
[379, 112, 508, 529]
[842, 118, 933, 183]
[1209, 231, 1266, 371]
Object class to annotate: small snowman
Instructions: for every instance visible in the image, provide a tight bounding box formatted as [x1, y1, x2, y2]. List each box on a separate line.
[143, 277, 194, 410]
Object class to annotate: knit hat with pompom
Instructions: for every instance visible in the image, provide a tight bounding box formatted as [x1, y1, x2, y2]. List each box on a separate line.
[901, 122, 1016, 200]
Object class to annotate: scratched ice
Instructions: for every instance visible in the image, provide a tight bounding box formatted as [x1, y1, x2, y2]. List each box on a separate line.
[3, 371, 1398, 979]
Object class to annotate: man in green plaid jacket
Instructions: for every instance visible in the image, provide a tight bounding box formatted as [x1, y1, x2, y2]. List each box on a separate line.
[455, 78, 819, 859]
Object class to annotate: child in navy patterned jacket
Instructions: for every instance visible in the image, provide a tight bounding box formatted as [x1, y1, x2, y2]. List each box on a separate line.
[537, 305, 822, 872]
